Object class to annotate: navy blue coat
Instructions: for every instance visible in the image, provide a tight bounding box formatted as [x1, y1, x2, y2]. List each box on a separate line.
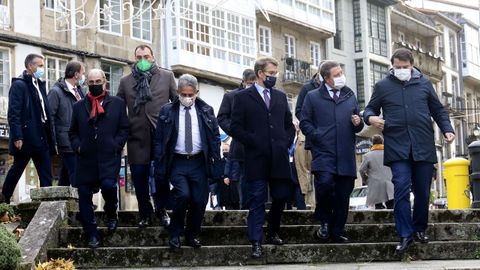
[363, 67, 454, 165]
[153, 97, 222, 181]
[8, 71, 56, 155]
[69, 94, 129, 187]
[230, 85, 295, 181]
[295, 74, 322, 150]
[300, 83, 364, 177]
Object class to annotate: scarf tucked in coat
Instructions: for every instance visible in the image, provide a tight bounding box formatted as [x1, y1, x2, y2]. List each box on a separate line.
[131, 63, 154, 114]
[370, 144, 384, 151]
[87, 91, 106, 119]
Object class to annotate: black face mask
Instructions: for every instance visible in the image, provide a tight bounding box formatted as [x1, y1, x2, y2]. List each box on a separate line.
[222, 152, 229, 158]
[89, 84, 103, 96]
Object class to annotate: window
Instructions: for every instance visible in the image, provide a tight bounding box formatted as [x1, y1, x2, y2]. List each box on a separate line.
[353, 0, 362, 52]
[99, 0, 122, 35]
[367, 1, 387, 57]
[0, 48, 9, 97]
[333, 0, 342, 50]
[212, 10, 226, 59]
[438, 35, 444, 58]
[259, 26, 272, 55]
[398, 32, 405, 42]
[101, 63, 124, 95]
[415, 38, 422, 49]
[449, 32, 457, 69]
[45, 0, 68, 10]
[131, 0, 151, 41]
[310, 42, 321, 68]
[355, 60, 365, 109]
[196, 3, 210, 56]
[45, 57, 68, 91]
[452, 76, 459, 96]
[370, 61, 388, 93]
[295, 0, 307, 11]
[0, 0, 8, 30]
[284, 34, 296, 58]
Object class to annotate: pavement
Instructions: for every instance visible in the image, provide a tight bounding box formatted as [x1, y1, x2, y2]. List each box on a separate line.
[90, 260, 480, 270]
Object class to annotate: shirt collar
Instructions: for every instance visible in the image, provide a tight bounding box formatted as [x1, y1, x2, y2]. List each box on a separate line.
[65, 80, 75, 91]
[180, 103, 195, 110]
[254, 82, 266, 92]
[325, 83, 336, 91]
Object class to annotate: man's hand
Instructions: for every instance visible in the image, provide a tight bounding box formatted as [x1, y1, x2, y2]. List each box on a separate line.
[368, 116, 385, 130]
[14, 140, 23, 150]
[444, 132, 455, 144]
[351, 115, 361, 126]
[223, 177, 230, 185]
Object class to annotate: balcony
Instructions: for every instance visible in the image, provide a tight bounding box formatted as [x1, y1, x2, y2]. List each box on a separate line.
[282, 57, 312, 87]
[442, 92, 465, 116]
[393, 42, 443, 81]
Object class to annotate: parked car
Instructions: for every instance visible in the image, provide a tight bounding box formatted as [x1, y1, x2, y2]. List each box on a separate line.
[349, 185, 414, 210]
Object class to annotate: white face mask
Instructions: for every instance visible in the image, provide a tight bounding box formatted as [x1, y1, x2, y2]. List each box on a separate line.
[180, 95, 196, 107]
[394, 68, 412, 81]
[333, 74, 346, 89]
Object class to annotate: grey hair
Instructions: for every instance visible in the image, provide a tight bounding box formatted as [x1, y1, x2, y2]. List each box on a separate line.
[87, 68, 107, 80]
[178, 74, 198, 91]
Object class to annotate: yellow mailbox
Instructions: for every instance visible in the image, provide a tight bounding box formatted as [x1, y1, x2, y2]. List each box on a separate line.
[443, 157, 471, 209]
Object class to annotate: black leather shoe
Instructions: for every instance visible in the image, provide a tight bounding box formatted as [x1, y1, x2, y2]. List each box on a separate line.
[331, 235, 350, 243]
[315, 223, 330, 241]
[156, 209, 170, 227]
[106, 219, 118, 234]
[266, 234, 284, 245]
[186, 238, 202, 248]
[138, 217, 152, 228]
[87, 236, 99, 249]
[395, 237, 414, 254]
[251, 242, 262, 258]
[169, 236, 181, 251]
[414, 231, 429, 244]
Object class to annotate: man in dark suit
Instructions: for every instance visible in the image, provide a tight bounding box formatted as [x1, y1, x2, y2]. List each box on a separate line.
[231, 57, 295, 258]
[300, 60, 364, 244]
[0, 54, 56, 204]
[217, 68, 256, 209]
[48, 60, 86, 187]
[364, 48, 454, 254]
[69, 69, 129, 248]
[154, 74, 221, 251]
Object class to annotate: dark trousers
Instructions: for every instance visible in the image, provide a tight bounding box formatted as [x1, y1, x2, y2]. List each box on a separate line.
[78, 178, 118, 238]
[58, 152, 76, 186]
[2, 150, 52, 199]
[247, 178, 292, 242]
[313, 171, 354, 237]
[389, 159, 433, 238]
[130, 164, 154, 219]
[169, 156, 209, 239]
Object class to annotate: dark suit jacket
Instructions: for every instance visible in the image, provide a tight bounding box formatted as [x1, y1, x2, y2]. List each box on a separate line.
[69, 94, 129, 186]
[8, 71, 56, 155]
[230, 85, 295, 181]
[217, 87, 244, 161]
[154, 97, 222, 181]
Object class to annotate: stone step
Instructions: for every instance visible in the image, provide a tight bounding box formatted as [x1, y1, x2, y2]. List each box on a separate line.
[47, 241, 480, 268]
[67, 209, 480, 227]
[59, 223, 480, 247]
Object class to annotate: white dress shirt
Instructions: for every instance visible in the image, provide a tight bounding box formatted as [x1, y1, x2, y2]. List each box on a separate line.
[32, 77, 47, 122]
[325, 83, 339, 99]
[175, 103, 202, 154]
[254, 83, 271, 103]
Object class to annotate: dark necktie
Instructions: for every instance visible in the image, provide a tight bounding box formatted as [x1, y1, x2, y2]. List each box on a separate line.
[263, 89, 270, 109]
[184, 106, 193, 154]
[332, 89, 339, 102]
[73, 87, 81, 101]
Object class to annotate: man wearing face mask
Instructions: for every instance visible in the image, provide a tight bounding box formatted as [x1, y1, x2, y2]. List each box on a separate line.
[153, 74, 221, 250]
[230, 57, 295, 258]
[117, 45, 177, 228]
[0, 54, 56, 204]
[300, 60, 363, 244]
[363, 48, 454, 254]
[48, 60, 86, 187]
[217, 68, 256, 209]
[69, 69, 129, 248]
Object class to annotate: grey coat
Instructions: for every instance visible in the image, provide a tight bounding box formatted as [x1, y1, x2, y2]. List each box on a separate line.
[117, 65, 177, 165]
[47, 78, 85, 153]
[359, 148, 394, 205]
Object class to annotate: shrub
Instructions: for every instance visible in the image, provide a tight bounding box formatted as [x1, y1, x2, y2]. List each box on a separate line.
[0, 224, 21, 270]
[0, 203, 15, 218]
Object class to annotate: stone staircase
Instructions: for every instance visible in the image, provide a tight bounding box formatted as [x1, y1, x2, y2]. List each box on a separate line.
[46, 210, 480, 268]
